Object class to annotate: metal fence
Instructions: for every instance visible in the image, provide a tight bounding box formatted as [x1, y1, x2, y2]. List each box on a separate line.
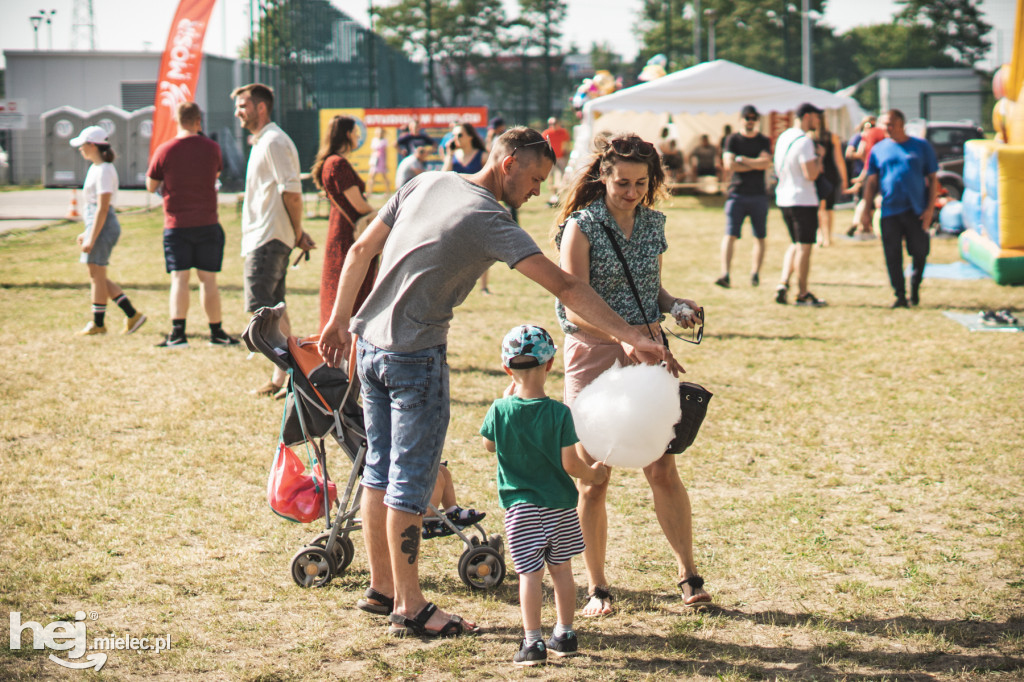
[248, 1, 426, 170]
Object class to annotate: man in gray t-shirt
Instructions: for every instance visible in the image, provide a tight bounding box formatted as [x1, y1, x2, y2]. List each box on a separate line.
[318, 127, 675, 639]
[395, 144, 431, 188]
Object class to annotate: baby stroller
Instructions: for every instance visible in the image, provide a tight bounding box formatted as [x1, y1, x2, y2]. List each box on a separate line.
[243, 303, 506, 591]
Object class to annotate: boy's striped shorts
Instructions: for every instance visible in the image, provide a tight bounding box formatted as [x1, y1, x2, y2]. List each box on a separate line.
[504, 503, 585, 575]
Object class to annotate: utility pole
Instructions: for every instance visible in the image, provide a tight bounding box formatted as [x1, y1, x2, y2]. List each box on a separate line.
[704, 8, 716, 61]
[368, 0, 377, 107]
[425, 0, 436, 105]
[543, 0, 553, 120]
[665, 0, 672, 70]
[801, 0, 812, 86]
[693, 0, 701, 64]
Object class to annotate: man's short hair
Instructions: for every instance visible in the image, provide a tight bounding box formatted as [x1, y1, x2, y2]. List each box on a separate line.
[493, 127, 557, 164]
[176, 101, 202, 126]
[230, 83, 274, 112]
[885, 109, 905, 124]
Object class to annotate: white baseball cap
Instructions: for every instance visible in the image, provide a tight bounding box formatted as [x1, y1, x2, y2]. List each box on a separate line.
[70, 126, 109, 148]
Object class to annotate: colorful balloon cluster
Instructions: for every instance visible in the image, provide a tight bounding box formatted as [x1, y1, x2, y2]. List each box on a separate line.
[572, 70, 621, 115]
[638, 54, 668, 82]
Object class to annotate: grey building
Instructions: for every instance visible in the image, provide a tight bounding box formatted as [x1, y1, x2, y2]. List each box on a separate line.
[3, 50, 259, 186]
[839, 68, 986, 125]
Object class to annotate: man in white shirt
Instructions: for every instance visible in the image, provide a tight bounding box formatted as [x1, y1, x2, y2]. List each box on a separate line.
[232, 83, 316, 395]
[773, 102, 827, 307]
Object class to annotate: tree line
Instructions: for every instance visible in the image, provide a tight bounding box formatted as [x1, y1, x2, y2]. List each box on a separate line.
[246, 0, 993, 123]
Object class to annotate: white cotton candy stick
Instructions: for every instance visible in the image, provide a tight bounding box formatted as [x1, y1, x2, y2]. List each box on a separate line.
[571, 362, 681, 469]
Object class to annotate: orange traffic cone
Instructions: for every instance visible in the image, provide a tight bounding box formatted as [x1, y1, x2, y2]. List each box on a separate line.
[66, 189, 80, 220]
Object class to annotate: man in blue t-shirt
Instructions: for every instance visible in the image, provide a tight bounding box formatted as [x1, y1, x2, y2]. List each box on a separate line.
[862, 109, 938, 308]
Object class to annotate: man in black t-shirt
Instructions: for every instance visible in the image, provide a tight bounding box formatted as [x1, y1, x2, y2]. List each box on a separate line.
[396, 119, 434, 160]
[716, 104, 772, 288]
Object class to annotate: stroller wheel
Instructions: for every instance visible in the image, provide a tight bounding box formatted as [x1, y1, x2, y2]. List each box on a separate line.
[310, 532, 355, 575]
[458, 546, 506, 591]
[290, 546, 335, 588]
[487, 533, 504, 556]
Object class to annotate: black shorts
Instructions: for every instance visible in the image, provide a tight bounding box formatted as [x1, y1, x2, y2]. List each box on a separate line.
[163, 223, 225, 273]
[780, 205, 819, 245]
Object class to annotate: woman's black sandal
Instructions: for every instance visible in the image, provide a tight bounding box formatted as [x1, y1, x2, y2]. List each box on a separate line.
[356, 587, 394, 616]
[387, 602, 480, 638]
[583, 586, 614, 617]
[678, 576, 712, 606]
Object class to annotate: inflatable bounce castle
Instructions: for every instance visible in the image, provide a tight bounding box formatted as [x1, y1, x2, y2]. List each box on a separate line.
[960, 4, 1024, 285]
[960, 140, 1024, 284]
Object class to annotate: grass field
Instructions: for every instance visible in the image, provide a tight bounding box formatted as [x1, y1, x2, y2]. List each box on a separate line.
[1, 191, 1023, 681]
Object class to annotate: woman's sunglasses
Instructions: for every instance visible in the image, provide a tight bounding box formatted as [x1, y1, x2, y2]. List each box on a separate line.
[606, 138, 656, 159]
[665, 306, 704, 345]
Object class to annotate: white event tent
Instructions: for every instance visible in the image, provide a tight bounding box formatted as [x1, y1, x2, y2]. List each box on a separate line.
[576, 59, 867, 162]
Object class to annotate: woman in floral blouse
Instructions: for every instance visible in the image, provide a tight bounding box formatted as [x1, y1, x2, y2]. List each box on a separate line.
[553, 132, 711, 615]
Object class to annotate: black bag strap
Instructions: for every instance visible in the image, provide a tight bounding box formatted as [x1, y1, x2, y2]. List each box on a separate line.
[596, 220, 659, 344]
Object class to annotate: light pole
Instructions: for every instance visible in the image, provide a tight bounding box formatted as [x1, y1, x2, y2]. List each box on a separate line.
[41, 9, 57, 49]
[801, 0, 811, 86]
[29, 14, 43, 50]
[703, 8, 716, 61]
[693, 0, 701, 64]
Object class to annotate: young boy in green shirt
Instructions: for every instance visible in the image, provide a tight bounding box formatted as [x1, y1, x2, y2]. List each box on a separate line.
[480, 325, 609, 666]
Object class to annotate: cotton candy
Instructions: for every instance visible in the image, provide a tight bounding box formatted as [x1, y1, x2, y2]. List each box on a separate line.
[571, 362, 681, 469]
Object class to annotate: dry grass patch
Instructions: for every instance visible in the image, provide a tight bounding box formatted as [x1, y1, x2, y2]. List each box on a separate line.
[1, 192, 1023, 680]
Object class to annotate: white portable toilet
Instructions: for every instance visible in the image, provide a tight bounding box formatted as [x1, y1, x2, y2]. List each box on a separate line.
[85, 106, 132, 186]
[41, 106, 90, 187]
[127, 106, 155, 189]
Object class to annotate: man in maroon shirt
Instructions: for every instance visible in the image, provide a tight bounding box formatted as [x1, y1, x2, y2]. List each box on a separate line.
[146, 102, 237, 347]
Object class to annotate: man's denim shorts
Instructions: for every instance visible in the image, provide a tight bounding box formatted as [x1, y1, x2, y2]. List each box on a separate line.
[356, 338, 450, 515]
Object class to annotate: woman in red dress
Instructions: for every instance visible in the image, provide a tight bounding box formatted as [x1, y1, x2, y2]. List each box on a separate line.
[311, 116, 378, 330]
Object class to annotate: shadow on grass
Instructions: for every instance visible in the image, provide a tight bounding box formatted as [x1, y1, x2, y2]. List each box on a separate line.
[551, 585, 1024, 679]
[0, 281, 323, 297]
[710, 332, 830, 342]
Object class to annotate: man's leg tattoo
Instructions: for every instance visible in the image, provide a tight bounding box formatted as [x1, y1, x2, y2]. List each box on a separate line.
[400, 524, 420, 565]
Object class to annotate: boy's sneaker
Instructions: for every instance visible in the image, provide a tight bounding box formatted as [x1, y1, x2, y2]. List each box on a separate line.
[774, 284, 788, 305]
[210, 332, 240, 346]
[122, 312, 147, 335]
[77, 321, 107, 336]
[750, 272, 760, 287]
[546, 630, 580, 657]
[796, 292, 828, 307]
[513, 639, 547, 666]
[714, 274, 730, 288]
[156, 334, 188, 349]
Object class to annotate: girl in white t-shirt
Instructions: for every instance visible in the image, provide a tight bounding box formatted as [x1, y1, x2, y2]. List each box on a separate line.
[70, 126, 146, 336]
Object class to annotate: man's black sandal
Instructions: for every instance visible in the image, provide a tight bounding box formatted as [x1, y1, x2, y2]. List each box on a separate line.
[388, 602, 479, 638]
[356, 587, 393, 616]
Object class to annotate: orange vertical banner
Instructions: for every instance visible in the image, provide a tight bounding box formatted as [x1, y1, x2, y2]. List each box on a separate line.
[149, 0, 218, 159]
